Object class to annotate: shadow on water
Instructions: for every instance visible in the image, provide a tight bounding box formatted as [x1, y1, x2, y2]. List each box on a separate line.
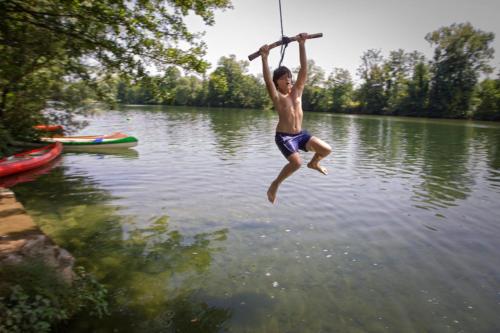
[12, 165, 232, 332]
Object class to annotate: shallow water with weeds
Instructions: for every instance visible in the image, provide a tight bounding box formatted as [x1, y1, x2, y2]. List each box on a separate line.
[11, 106, 500, 332]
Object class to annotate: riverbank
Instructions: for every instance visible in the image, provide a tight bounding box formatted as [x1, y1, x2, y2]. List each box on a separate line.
[0, 188, 110, 332]
[0, 187, 75, 281]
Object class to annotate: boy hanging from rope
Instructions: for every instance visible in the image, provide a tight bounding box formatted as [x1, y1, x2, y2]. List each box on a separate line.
[260, 33, 332, 204]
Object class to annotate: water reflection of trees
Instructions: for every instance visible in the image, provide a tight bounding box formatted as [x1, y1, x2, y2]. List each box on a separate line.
[206, 107, 273, 157]
[13, 166, 231, 332]
[474, 127, 500, 192]
[479, 128, 500, 167]
[415, 123, 472, 207]
[353, 117, 479, 208]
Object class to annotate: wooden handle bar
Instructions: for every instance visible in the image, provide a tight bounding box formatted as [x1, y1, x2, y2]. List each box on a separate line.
[248, 33, 323, 61]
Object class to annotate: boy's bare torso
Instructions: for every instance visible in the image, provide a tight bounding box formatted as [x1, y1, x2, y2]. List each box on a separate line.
[275, 89, 304, 134]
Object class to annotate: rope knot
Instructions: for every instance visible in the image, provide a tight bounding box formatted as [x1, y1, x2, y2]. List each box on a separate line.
[281, 36, 292, 45]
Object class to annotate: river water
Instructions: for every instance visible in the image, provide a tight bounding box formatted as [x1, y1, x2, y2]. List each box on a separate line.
[10, 106, 500, 332]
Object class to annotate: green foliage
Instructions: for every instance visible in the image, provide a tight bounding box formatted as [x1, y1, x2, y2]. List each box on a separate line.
[1, 3, 499, 132]
[355, 49, 429, 116]
[0, 285, 66, 333]
[0, 0, 232, 139]
[347, 23, 496, 119]
[383, 49, 411, 115]
[112, 26, 498, 120]
[426, 22, 495, 118]
[0, 259, 108, 332]
[117, 56, 269, 109]
[299, 60, 327, 111]
[2, 6, 498, 126]
[208, 55, 268, 108]
[113, 25, 498, 122]
[357, 49, 388, 114]
[71, 266, 109, 319]
[324, 68, 355, 113]
[474, 77, 500, 120]
[404, 61, 431, 116]
[208, 71, 229, 106]
[1, 0, 232, 76]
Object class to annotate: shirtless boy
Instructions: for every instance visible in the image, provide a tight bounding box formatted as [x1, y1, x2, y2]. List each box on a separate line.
[260, 33, 332, 204]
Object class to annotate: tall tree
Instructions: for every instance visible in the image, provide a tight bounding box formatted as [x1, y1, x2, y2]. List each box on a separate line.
[324, 68, 354, 113]
[474, 75, 500, 120]
[383, 49, 412, 115]
[405, 60, 431, 116]
[357, 49, 387, 114]
[426, 22, 495, 118]
[207, 55, 266, 108]
[159, 67, 183, 104]
[384, 50, 431, 116]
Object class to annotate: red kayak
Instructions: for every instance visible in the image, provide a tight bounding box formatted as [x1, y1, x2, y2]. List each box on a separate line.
[0, 156, 62, 188]
[34, 125, 64, 132]
[0, 143, 63, 178]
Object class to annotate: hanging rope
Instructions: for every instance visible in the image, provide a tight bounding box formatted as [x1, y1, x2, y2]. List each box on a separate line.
[278, 0, 291, 68]
[278, 0, 285, 40]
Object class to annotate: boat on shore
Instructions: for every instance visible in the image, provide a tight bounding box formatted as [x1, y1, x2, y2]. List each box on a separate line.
[40, 132, 138, 150]
[0, 156, 62, 188]
[34, 125, 64, 133]
[0, 143, 63, 178]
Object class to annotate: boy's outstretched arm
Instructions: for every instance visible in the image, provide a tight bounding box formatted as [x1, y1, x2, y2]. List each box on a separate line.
[295, 33, 308, 93]
[260, 45, 279, 103]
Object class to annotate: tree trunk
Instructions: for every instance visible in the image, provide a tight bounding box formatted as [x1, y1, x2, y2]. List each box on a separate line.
[0, 88, 8, 121]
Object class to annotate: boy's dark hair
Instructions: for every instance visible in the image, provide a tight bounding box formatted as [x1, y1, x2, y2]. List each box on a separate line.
[273, 66, 292, 88]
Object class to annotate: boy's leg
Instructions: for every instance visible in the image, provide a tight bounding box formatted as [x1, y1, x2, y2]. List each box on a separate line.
[306, 137, 332, 175]
[267, 152, 302, 204]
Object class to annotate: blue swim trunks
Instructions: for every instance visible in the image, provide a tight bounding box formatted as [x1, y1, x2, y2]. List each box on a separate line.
[275, 130, 312, 158]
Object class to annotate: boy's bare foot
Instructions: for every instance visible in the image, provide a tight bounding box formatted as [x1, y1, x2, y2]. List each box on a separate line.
[307, 161, 328, 175]
[267, 181, 279, 204]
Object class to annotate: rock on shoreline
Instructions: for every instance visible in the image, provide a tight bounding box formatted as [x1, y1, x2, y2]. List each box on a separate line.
[0, 187, 75, 282]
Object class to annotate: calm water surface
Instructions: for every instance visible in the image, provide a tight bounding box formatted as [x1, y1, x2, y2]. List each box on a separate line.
[10, 106, 500, 332]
